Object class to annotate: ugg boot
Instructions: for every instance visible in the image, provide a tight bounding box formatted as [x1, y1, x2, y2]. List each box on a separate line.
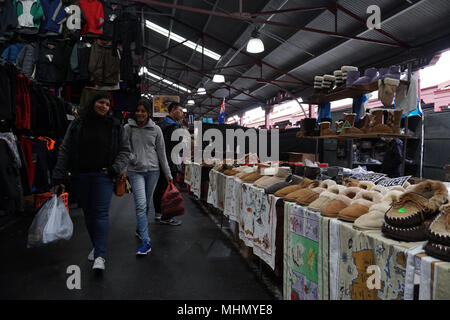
[378, 78, 400, 107]
[391, 110, 403, 135]
[353, 68, 378, 86]
[346, 71, 360, 87]
[320, 122, 336, 138]
[341, 113, 363, 136]
[296, 119, 306, 138]
[369, 109, 393, 134]
[358, 114, 372, 134]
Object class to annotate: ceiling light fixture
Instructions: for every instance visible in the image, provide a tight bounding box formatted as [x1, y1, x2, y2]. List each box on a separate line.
[213, 74, 225, 83]
[246, 29, 264, 54]
[187, 99, 195, 105]
[197, 87, 206, 95]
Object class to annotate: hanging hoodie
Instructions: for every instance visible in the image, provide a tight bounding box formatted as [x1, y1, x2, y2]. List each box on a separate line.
[16, 43, 37, 78]
[0, 0, 19, 41]
[40, 0, 67, 35]
[35, 38, 71, 84]
[1, 43, 25, 63]
[78, 0, 104, 36]
[101, 0, 121, 40]
[61, 1, 86, 41]
[14, 0, 44, 33]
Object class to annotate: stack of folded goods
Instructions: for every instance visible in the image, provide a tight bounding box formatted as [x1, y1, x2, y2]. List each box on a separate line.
[334, 70, 344, 87]
[314, 76, 324, 89]
[322, 75, 336, 89]
[341, 66, 359, 85]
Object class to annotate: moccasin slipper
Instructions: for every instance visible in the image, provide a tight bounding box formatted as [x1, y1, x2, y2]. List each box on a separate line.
[242, 173, 263, 183]
[426, 203, 450, 246]
[321, 187, 362, 218]
[354, 190, 403, 231]
[424, 242, 450, 262]
[384, 180, 448, 228]
[382, 222, 428, 242]
[338, 190, 383, 222]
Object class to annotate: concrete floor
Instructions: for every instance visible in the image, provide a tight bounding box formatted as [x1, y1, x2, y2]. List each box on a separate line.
[0, 193, 274, 300]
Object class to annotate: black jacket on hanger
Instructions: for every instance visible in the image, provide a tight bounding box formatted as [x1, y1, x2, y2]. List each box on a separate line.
[0, 0, 18, 41]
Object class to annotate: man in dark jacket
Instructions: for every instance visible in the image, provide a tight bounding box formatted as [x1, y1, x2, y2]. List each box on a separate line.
[381, 137, 403, 178]
[153, 102, 184, 226]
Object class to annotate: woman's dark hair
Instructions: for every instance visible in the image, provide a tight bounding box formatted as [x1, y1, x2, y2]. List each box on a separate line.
[80, 92, 111, 120]
[134, 99, 151, 122]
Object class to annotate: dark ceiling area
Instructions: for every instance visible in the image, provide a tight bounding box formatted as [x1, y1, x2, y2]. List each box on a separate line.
[130, 0, 450, 119]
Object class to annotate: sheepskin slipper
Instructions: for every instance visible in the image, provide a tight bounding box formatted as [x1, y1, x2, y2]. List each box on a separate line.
[371, 185, 388, 195]
[424, 242, 450, 262]
[338, 191, 384, 222]
[321, 187, 362, 218]
[384, 180, 449, 228]
[275, 185, 302, 198]
[242, 173, 263, 183]
[358, 181, 376, 191]
[319, 179, 337, 189]
[426, 203, 450, 246]
[223, 169, 240, 176]
[284, 181, 321, 202]
[308, 185, 345, 212]
[265, 175, 303, 195]
[354, 190, 403, 231]
[296, 187, 326, 206]
[254, 176, 286, 188]
[343, 177, 359, 187]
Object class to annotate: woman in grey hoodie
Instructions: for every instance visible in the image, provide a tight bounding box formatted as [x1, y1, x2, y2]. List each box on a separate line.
[124, 100, 172, 255]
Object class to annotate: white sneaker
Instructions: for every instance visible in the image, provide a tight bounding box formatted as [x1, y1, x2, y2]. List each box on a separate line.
[88, 249, 94, 261]
[92, 257, 106, 270]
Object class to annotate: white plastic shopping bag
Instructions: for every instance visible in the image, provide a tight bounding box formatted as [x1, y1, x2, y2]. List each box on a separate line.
[27, 195, 73, 248]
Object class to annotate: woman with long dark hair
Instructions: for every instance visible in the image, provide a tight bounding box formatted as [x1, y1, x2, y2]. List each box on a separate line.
[124, 99, 172, 255]
[52, 93, 131, 271]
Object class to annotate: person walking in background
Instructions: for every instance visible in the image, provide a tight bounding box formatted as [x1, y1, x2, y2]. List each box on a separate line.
[381, 137, 404, 178]
[154, 102, 184, 226]
[52, 93, 131, 271]
[124, 100, 173, 255]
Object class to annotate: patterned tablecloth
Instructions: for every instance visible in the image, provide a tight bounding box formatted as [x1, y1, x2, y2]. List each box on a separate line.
[190, 163, 202, 198]
[283, 203, 320, 300]
[184, 162, 191, 185]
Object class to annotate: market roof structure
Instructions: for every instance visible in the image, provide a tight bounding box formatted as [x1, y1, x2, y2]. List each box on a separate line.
[130, 0, 450, 119]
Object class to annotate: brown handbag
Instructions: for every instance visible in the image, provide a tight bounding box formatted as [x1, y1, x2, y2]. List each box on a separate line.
[114, 174, 127, 197]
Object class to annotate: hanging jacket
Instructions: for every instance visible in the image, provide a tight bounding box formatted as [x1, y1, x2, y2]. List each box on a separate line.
[0, 62, 18, 125]
[15, 42, 37, 77]
[0, 0, 19, 41]
[14, 0, 44, 32]
[35, 38, 71, 84]
[1, 43, 25, 63]
[124, 118, 172, 179]
[101, 0, 121, 40]
[88, 39, 120, 86]
[78, 0, 103, 36]
[40, 0, 67, 34]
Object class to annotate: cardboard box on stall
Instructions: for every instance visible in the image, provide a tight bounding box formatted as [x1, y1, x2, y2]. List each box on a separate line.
[283, 152, 317, 163]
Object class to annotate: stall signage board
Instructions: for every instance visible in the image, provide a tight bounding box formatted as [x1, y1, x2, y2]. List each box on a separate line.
[377, 176, 412, 188]
[351, 173, 387, 183]
[153, 95, 180, 117]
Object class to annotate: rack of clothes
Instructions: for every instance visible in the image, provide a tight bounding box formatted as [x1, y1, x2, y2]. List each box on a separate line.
[0, 59, 68, 217]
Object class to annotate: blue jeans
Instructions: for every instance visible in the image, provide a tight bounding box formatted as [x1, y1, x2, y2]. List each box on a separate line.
[128, 170, 160, 243]
[74, 172, 114, 259]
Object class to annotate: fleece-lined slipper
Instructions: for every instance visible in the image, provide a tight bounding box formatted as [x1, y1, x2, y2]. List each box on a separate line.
[338, 190, 384, 222]
[296, 187, 326, 206]
[321, 187, 362, 218]
[354, 190, 403, 231]
[358, 181, 376, 191]
[308, 185, 345, 212]
[343, 178, 360, 187]
[426, 203, 450, 246]
[385, 180, 448, 228]
[275, 185, 302, 198]
[382, 222, 428, 242]
[284, 181, 320, 202]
